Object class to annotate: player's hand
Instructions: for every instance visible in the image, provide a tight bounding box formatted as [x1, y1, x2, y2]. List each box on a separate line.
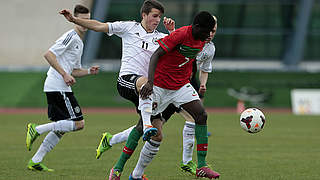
[59, 9, 75, 22]
[63, 74, 76, 86]
[163, 17, 175, 32]
[199, 84, 206, 96]
[89, 66, 100, 75]
[140, 81, 153, 100]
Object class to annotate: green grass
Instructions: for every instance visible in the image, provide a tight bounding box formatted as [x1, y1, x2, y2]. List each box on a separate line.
[0, 112, 320, 180]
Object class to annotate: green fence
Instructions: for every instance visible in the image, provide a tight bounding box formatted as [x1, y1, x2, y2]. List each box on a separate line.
[95, 0, 320, 61]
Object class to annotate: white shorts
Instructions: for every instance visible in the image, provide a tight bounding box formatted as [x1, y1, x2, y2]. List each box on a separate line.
[151, 83, 200, 115]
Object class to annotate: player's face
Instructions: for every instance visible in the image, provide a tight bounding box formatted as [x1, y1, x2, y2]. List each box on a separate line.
[205, 24, 217, 43]
[76, 13, 91, 32]
[143, 8, 162, 32]
[193, 25, 212, 41]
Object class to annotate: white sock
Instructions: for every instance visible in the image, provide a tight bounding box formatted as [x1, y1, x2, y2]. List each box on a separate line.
[182, 121, 195, 165]
[109, 126, 134, 146]
[35, 120, 75, 134]
[32, 131, 62, 163]
[138, 97, 152, 132]
[132, 139, 160, 178]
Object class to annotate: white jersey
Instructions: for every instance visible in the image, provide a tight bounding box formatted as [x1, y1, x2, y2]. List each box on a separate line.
[196, 42, 215, 73]
[107, 21, 167, 77]
[44, 29, 83, 92]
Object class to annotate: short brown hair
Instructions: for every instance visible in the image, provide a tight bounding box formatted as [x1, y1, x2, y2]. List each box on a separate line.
[74, 4, 89, 17]
[140, 0, 164, 17]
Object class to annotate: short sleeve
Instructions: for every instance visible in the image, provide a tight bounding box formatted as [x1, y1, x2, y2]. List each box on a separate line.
[198, 55, 213, 72]
[197, 43, 215, 73]
[107, 21, 135, 37]
[157, 28, 186, 53]
[49, 35, 74, 57]
[74, 57, 82, 69]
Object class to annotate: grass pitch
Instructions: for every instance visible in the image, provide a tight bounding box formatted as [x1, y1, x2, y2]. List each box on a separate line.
[0, 111, 319, 180]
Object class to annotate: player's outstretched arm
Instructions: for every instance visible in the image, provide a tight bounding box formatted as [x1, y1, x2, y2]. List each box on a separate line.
[72, 66, 100, 77]
[59, 9, 109, 33]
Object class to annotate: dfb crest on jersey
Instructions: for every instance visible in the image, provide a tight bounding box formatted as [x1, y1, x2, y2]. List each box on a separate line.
[74, 106, 81, 113]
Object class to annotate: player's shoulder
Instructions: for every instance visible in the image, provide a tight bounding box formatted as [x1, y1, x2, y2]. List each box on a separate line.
[206, 42, 215, 51]
[154, 29, 167, 37]
[114, 20, 138, 27]
[56, 29, 77, 45]
[168, 25, 190, 39]
[202, 42, 215, 57]
[175, 25, 191, 33]
[122, 21, 141, 32]
[61, 29, 77, 39]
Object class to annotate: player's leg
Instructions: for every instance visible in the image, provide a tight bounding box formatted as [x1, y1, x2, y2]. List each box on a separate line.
[97, 74, 141, 159]
[130, 86, 172, 179]
[27, 92, 83, 138]
[96, 125, 134, 159]
[26, 92, 84, 171]
[110, 120, 143, 179]
[178, 109, 197, 175]
[136, 76, 157, 139]
[26, 118, 76, 151]
[109, 126, 134, 145]
[181, 101, 220, 179]
[27, 131, 63, 172]
[174, 83, 220, 179]
[26, 92, 83, 151]
[181, 100, 207, 164]
[161, 103, 197, 175]
[108, 75, 145, 179]
[131, 116, 163, 179]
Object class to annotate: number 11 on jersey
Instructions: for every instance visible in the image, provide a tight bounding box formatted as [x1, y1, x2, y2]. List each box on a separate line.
[142, 41, 149, 50]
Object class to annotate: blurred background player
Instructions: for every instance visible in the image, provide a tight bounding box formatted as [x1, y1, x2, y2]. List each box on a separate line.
[25, 5, 99, 172]
[192, 16, 217, 102]
[134, 11, 219, 179]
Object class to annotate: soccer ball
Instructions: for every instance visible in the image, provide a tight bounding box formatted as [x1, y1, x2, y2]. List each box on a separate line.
[240, 108, 266, 133]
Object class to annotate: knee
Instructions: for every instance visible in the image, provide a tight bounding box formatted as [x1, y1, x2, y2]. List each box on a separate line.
[201, 111, 208, 120]
[75, 120, 85, 130]
[136, 76, 148, 93]
[54, 131, 64, 138]
[195, 110, 207, 125]
[151, 131, 163, 142]
[135, 120, 143, 135]
[151, 118, 163, 142]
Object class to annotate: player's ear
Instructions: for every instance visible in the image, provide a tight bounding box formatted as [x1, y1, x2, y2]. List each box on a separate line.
[142, 12, 147, 19]
[193, 24, 201, 31]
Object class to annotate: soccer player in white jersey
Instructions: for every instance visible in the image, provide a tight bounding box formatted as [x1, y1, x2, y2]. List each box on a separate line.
[60, 1, 210, 179]
[25, 5, 99, 172]
[61, 1, 172, 141]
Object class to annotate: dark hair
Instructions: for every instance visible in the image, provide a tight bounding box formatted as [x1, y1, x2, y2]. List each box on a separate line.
[193, 11, 216, 30]
[140, 0, 164, 17]
[74, 4, 89, 17]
